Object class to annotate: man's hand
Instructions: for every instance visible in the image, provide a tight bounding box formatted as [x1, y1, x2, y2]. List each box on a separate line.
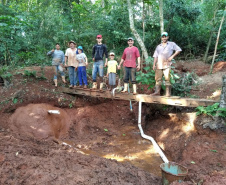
[92, 58, 95, 61]
[118, 65, 121, 70]
[51, 49, 54, 53]
[105, 62, 107, 67]
[167, 56, 174, 62]
[136, 65, 140, 71]
[153, 65, 156, 71]
[86, 62, 88, 66]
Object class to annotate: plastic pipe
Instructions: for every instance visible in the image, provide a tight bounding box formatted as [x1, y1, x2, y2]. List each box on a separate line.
[138, 101, 169, 163]
[48, 110, 60, 114]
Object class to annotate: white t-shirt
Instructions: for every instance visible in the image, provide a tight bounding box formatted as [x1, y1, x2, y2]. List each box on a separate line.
[65, 48, 78, 67]
[76, 53, 87, 67]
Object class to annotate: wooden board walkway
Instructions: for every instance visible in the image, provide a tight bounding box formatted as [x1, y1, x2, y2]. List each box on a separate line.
[61, 87, 218, 107]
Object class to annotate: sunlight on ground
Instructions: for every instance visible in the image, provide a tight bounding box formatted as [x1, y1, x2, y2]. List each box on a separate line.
[159, 129, 169, 140]
[169, 113, 196, 134]
[103, 146, 156, 162]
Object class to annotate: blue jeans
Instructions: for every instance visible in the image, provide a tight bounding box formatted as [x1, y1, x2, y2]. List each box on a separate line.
[123, 67, 136, 84]
[68, 66, 78, 86]
[53, 65, 65, 80]
[78, 66, 88, 85]
[92, 61, 104, 82]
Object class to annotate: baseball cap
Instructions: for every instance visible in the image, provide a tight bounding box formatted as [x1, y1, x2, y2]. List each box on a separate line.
[127, 37, 134, 41]
[78, 46, 83, 50]
[161, 32, 168, 37]
[109, 52, 115, 56]
[96, 35, 102, 38]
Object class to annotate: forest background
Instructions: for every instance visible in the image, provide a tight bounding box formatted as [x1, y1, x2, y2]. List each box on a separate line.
[0, 0, 225, 70]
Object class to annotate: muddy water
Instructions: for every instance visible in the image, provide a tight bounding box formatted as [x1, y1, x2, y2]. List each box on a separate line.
[66, 126, 164, 176]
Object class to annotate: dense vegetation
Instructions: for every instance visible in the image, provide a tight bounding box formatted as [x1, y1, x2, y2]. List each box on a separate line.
[0, 0, 225, 67]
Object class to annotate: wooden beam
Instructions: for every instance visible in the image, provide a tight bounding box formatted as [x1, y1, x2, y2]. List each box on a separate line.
[60, 87, 218, 107]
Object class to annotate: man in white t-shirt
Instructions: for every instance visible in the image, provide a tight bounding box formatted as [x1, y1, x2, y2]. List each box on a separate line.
[65, 40, 78, 88]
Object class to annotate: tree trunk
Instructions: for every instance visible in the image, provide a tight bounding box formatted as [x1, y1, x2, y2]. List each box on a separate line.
[203, 31, 213, 63]
[127, 0, 148, 60]
[141, 0, 145, 70]
[210, 10, 225, 74]
[159, 0, 164, 33]
[203, 8, 217, 63]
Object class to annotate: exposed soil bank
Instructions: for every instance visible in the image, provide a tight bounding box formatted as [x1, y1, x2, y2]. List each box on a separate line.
[1, 99, 225, 185]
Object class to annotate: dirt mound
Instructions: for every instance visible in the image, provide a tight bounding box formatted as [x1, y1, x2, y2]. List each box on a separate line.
[213, 61, 226, 73]
[10, 103, 71, 140]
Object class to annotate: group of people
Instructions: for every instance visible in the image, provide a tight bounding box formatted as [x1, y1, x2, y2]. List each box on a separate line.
[47, 32, 181, 97]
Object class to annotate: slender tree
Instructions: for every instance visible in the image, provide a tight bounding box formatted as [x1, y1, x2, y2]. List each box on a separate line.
[127, 0, 148, 60]
[159, 0, 164, 33]
[210, 8, 225, 74]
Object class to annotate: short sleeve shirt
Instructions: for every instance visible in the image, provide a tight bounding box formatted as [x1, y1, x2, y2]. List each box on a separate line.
[153, 41, 182, 69]
[122, 46, 140, 68]
[65, 48, 78, 67]
[76, 53, 87, 67]
[107, 60, 118, 73]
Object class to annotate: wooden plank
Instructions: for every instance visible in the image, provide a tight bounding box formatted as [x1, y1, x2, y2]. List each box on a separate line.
[60, 87, 218, 107]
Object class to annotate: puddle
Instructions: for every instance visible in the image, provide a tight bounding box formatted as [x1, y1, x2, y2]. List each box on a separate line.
[65, 126, 164, 176]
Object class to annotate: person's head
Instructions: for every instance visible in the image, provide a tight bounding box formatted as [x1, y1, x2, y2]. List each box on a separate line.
[55, 43, 60, 50]
[96, 35, 103, 43]
[77, 46, 83, 54]
[109, 52, 115, 60]
[161, 32, 169, 43]
[68, 40, 76, 49]
[127, 37, 134, 47]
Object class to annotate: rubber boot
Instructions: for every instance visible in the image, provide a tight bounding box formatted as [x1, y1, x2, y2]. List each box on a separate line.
[61, 76, 66, 84]
[133, 84, 137, 95]
[150, 85, 161, 96]
[165, 85, 171, 97]
[92, 82, 97, 89]
[54, 79, 57, 87]
[99, 82, 103, 92]
[121, 83, 128, 93]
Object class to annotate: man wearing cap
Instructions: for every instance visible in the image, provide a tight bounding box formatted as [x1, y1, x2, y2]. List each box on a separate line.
[151, 32, 182, 96]
[118, 37, 140, 95]
[65, 40, 78, 88]
[92, 35, 108, 91]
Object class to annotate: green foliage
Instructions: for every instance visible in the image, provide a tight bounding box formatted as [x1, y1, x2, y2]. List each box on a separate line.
[23, 70, 36, 78]
[171, 71, 197, 97]
[0, 65, 13, 81]
[136, 57, 155, 89]
[196, 103, 226, 118]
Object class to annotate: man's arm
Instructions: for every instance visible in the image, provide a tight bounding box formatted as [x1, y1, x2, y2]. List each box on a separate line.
[153, 57, 158, 70]
[47, 49, 54, 56]
[118, 58, 124, 69]
[104, 45, 108, 66]
[92, 46, 95, 61]
[137, 57, 141, 71]
[62, 52, 65, 65]
[167, 51, 181, 62]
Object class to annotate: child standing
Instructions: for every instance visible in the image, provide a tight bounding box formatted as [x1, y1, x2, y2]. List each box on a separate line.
[107, 52, 118, 91]
[76, 46, 88, 88]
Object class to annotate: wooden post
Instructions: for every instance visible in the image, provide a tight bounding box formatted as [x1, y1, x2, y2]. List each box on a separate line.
[219, 75, 226, 108]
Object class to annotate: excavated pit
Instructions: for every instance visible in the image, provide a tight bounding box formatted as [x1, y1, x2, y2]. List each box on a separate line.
[3, 100, 226, 184]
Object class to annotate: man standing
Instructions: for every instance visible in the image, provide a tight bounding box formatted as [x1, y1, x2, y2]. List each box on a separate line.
[92, 35, 108, 91]
[47, 43, 66, 87]
[118, 37, 140, 95]
[151, 32, 182, 97]
[65, 40, 78, 88]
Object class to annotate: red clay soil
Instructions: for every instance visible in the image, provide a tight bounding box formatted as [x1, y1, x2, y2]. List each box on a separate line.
[0, 61, 226, 184]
